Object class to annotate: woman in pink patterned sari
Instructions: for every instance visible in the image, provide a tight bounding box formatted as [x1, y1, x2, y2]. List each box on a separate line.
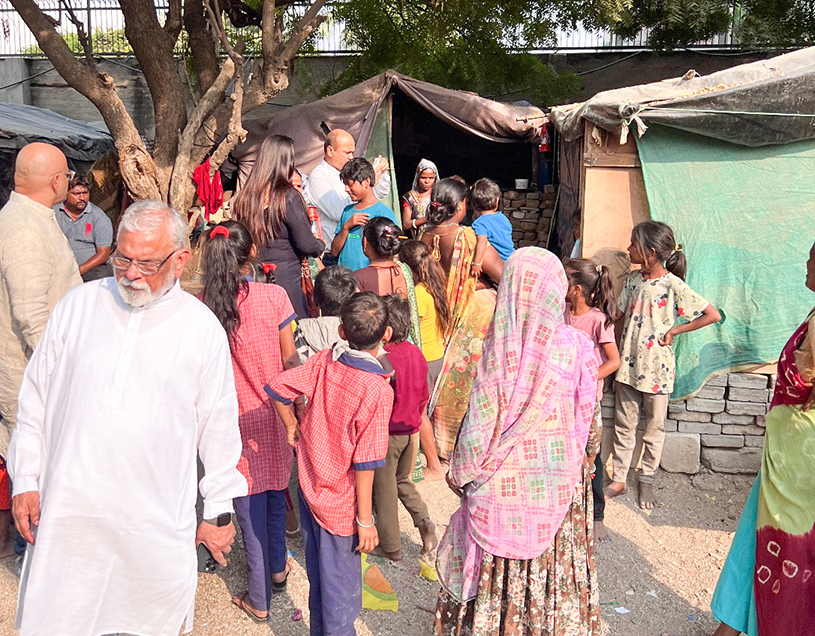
[435, 248, 600, 636]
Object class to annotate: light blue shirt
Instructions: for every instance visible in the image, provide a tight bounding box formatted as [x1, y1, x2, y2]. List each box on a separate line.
[472, 212, 515, 261]
[335, 201, 398, 270]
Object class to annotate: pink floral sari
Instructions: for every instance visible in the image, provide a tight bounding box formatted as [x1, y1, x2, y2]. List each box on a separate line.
[436, 248, 599, 602]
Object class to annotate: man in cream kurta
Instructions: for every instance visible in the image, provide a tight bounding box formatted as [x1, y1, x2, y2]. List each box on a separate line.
[0, 143, 82, 459]
[8, 201, 248, 636]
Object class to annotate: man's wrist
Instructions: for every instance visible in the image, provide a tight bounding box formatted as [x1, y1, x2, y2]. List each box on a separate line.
[203, 512, 232, 527]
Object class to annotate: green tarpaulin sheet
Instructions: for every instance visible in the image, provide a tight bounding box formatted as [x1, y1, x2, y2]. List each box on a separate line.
[637, 125, 815, 398]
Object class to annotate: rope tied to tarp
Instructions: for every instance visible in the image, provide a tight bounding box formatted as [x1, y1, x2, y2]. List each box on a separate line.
[619, 103, 648, 144]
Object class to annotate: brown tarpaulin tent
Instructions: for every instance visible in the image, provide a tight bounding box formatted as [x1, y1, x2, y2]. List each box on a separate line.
[230, 70, 547, 190]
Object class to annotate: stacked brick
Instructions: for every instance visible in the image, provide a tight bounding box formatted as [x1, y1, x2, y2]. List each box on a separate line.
[600, 372, 774, 476]
[500, 185, 556, 248]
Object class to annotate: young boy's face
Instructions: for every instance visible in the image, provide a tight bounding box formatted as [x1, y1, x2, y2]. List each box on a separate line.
[344, 178, 370, 202]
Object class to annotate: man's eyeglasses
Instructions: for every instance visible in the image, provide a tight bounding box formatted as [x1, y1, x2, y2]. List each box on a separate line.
[111, 249, 178, 275]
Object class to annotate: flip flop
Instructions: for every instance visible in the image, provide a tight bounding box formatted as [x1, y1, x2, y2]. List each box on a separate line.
[232, 592, 268, 623]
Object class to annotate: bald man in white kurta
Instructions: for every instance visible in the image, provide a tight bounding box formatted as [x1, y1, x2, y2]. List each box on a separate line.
[8, 277, 248, 635]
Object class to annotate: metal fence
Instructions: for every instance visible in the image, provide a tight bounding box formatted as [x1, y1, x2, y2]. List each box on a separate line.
[0, 0, 739, 56]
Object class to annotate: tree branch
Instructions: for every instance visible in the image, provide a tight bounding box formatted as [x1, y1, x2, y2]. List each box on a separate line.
[184, 0, 220, 94]
[120, 0, 187, 186]
[279, 0, 327, 61]
[164, 0, 183, 42]
[261, 0, 277, 61]
[9, 0, 161, 200]
[58, 0, 95, 73]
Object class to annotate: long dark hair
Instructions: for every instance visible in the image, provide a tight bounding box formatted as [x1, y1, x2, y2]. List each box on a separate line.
[631, 220, 687, 280]
[563, 258, 620, 327]
[363, 217, 403, 259]
[201, 220, 253, 343]
[231, 134, 297, 246]
[400, 239, 450, 334]
[426, 177, 469, 226]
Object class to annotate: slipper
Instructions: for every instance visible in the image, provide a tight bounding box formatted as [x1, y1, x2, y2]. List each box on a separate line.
[232, 592, 268, 623]
[272, 562, 292, 593]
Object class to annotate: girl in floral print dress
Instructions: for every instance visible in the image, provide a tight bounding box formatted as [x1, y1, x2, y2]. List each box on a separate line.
[605, 221, 721, 510]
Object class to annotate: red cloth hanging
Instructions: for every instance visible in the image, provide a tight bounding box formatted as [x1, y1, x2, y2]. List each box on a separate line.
[192, 158, 224, 221]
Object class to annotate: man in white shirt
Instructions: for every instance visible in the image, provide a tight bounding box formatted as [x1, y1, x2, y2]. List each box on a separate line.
[9, 201, 248, 636]
[306, 129, 391, 244]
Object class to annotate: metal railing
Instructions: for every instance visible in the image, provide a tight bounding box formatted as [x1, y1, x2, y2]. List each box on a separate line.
[0, 0, 741, 56]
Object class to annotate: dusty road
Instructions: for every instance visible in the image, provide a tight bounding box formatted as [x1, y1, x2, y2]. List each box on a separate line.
[0, 470, 752, 636]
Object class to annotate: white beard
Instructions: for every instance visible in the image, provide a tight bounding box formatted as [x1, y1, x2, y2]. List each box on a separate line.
[116, 272, 175, 307]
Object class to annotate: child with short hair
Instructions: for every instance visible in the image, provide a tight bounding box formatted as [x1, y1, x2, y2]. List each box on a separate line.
[371, 295, 438, 562]
[607, 221, 721, 510]
[294, 265, 357, 362]
[564, 258, 621, 544]
[267, 292, 395, 636]
[331, 158, 399, 271]
[470, 178, 514, 276]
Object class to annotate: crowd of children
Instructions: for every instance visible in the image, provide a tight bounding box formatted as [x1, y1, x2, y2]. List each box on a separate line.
[192, 149, 722, 636]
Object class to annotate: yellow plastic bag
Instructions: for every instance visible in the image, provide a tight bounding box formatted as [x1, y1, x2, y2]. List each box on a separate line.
[361, 554, 399, 612]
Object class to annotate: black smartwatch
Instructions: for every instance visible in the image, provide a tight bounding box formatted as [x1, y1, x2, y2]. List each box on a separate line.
[204, 512, 232, 527]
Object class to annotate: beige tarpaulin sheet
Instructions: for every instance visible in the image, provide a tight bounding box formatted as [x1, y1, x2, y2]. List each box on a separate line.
[230, 70, 546, 187]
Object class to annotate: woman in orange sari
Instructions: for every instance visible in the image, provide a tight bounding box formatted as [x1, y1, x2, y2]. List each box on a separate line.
[420, 178, 504, 461]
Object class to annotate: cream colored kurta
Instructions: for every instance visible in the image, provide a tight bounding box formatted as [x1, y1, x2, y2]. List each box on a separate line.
[0, 191, 82, 458]
[8, 278, 248, 636]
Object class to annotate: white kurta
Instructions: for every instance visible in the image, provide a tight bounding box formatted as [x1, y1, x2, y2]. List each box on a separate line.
[8, 278, 248, 636]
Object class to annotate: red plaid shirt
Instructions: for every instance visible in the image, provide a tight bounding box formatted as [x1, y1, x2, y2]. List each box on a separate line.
[266, 348, 393, 536]
[230, 282, 296, 494]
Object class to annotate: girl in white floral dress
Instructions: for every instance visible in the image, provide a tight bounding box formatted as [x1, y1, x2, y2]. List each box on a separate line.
[605, 221, 721, 510]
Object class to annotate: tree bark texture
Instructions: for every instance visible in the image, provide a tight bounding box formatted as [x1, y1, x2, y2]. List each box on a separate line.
[11, 0, 328, 212]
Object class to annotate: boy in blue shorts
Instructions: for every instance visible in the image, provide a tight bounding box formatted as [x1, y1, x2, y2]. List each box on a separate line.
[267, 292, 394, 636]
[470, 177, 514, 276]
[330, 158, 399, 270]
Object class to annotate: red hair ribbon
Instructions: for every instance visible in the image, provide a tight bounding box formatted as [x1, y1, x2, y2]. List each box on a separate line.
[261, 263, 277, 274]
[210, 225, 230, 239]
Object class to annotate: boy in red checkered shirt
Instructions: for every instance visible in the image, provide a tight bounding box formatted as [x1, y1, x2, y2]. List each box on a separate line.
[267, 292, 394, 636]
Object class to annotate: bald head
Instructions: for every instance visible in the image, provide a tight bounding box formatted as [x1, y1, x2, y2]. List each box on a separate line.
[324, 129, 355, 170]
[14, 143, 70, 208]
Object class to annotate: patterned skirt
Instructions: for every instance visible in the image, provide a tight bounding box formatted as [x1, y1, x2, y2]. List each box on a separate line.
[435, 460, 598, 636]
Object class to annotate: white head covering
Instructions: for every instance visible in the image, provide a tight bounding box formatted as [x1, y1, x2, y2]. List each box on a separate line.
[411, 158, 440, 192]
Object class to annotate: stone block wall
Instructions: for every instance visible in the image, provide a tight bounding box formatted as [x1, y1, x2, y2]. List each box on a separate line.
[601, 371, 774, 475]
[500, 185, 556, 248]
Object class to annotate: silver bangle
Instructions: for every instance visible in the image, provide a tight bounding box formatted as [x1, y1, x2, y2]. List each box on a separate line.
[356, 514, 376, 528]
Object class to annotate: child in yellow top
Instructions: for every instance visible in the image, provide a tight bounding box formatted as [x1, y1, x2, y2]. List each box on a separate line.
[401, 240, 450, 480]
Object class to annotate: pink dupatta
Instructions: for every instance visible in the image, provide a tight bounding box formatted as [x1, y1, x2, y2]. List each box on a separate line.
[436, 248, 599, 602]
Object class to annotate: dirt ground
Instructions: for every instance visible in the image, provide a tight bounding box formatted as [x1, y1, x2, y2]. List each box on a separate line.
[0, 470, 753, 636]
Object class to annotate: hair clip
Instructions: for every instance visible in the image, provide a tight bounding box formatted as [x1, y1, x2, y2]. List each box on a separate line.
[261, 262, 277, 274]
[595, 263, 603, 274]
[397, 235, 409, 240]
[210, 226, 230, 239]
[674, 243, 683, 253]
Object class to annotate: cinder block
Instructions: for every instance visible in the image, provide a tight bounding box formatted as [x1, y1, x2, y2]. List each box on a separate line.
[728, 387, 770, 403]
[744, 436, 765, 448]
[664, 419, 678, 432]
[678, 421, 721, 434]
[713, 412, 756, 425]
[721, 424, 766, 436]
[701, 447, 761, 474]
[687, 398, 726, 413]
[512, 211, 524, 219]
[668, 401, 687, 414]
[701, 434, 745, 448]
[696, 386, 726, 400]
[728, 373, 769, 390]
[705, 374, 728, 387]
[660, 432, 701, 474]
[726, 402, 767, 416]
[674, 410, 712, 423]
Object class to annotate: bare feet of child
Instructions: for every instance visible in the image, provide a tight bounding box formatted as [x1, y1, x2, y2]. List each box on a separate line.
[417, 518, 438, 553]
[594, 521, 611, 543]
[638, 481, 657, 510]
[422, 464, 447, 481]
[603, 480, 626, 499]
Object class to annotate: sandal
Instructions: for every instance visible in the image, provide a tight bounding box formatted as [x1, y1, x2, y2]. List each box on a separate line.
[272, 562, 292, 593]
[232, 592, 268, 623]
